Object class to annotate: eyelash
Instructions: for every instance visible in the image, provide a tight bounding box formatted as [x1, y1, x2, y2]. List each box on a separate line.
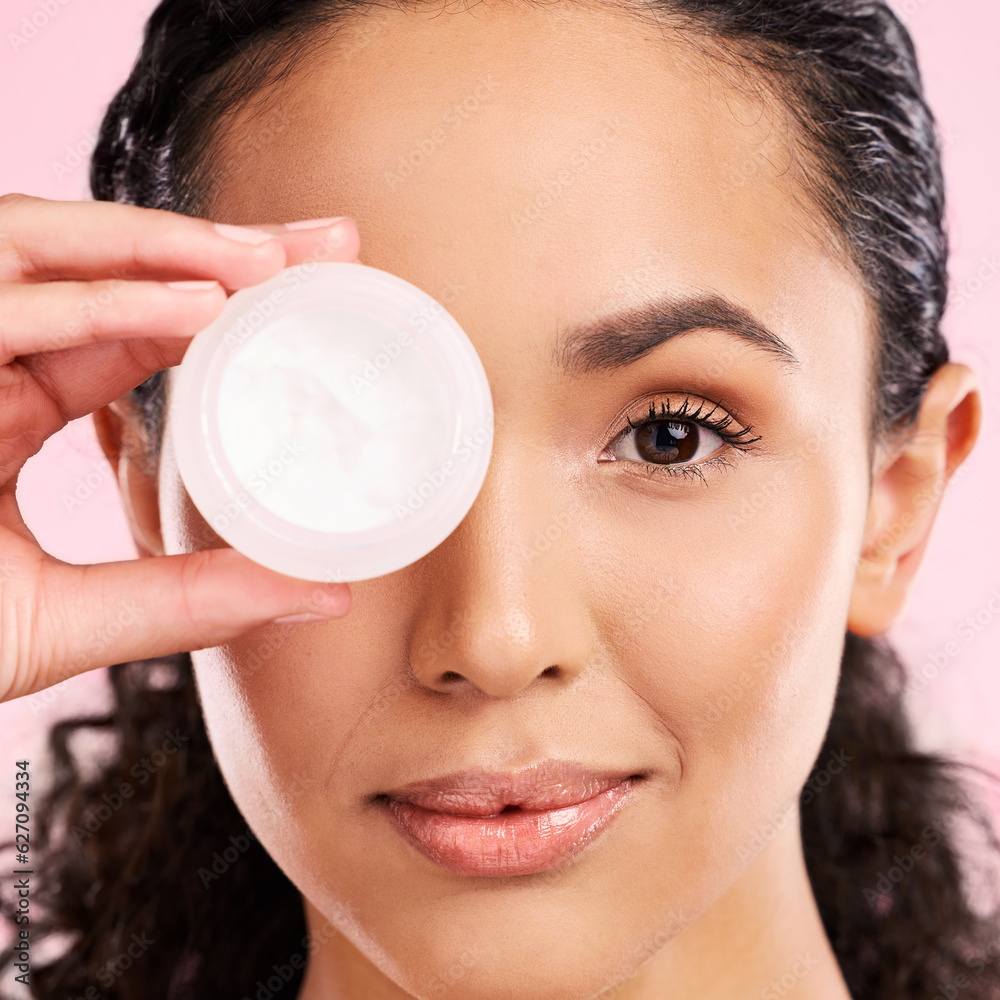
[605, 394, 762, 483]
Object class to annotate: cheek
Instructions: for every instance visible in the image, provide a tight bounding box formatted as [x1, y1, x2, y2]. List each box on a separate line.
[582, 447, 866, 878]
[190, 622, 386, 836]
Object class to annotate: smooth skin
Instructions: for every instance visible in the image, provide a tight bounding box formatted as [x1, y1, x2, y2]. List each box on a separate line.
[4, 2, 982, 999]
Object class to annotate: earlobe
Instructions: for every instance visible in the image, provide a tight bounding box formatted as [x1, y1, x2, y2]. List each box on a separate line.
[847, 362, 982, 637]
[92, 400, 166, 558]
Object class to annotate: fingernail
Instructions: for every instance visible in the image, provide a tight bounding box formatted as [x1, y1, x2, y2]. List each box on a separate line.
[214, 222, 275, 245]
[271, 612, 331, 625]
[284, 216, 350, 230]
[271, 584, 350, 624]
[167, 280, 221, 291]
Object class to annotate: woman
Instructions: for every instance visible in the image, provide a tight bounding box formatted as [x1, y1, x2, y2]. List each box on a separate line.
[1, 0, 998, 997]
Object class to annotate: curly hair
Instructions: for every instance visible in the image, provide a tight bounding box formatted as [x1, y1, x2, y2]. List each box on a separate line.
[3, 1, 1000, 997]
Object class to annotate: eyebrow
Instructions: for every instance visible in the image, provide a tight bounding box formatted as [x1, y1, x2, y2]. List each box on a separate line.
[553, 292, 800, 376]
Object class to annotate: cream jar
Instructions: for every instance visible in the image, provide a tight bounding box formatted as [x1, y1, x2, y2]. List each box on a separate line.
[169, 261, 493, 582]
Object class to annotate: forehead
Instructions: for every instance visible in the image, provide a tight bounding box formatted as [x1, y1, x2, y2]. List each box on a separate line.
[203, 1, 870, 393]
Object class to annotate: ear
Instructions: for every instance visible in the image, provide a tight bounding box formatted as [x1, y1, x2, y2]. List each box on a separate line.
[91, 398, 165, 558]
[848, 362, 983, 636]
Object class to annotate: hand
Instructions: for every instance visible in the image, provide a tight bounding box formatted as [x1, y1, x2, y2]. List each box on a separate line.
[0, 193, 360, 702]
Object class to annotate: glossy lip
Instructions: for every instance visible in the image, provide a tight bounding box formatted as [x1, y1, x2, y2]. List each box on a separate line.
[374, 759, 646, 877]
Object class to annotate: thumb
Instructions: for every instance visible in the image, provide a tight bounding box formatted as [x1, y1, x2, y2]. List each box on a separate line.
[13, 547, 350, 701]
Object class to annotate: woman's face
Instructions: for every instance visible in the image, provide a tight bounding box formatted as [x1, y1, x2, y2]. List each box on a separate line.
[157, 3, 874, 996]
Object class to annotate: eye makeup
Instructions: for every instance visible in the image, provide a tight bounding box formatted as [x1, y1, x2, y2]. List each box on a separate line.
[600, 393, 761, 483]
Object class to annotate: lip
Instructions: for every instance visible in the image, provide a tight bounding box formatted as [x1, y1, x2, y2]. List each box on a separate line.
[375, 759, 645, 877]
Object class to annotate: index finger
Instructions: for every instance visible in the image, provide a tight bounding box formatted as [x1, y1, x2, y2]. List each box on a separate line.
[0, 193, 287, 290]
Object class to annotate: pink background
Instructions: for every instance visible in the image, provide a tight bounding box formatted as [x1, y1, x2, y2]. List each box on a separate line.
[0, 1, 998, 818]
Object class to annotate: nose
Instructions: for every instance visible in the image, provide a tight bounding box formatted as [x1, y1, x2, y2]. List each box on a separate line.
[407, 438, 596, 699]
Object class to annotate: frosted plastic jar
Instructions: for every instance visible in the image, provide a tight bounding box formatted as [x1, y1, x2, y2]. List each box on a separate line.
[169, 261, 494, 582]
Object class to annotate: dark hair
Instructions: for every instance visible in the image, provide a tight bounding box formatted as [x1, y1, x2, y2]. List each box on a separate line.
[4, 1, 1000, 997]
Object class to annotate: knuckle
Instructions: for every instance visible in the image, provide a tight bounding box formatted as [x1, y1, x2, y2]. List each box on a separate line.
[0, 192, 32, 213]
[177, 549, 214, 625]
[69, 299, 99, 341]
[0, 194, 40, 281]
[68, 280, 123, 343]
[0, 594, 38, 702]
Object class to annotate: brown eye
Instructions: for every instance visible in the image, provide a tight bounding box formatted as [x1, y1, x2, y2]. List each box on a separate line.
[634, 420, 700, 464]
[608, 417, 725, 469]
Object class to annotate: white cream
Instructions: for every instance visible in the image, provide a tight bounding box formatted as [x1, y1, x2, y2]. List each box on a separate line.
[217, 308, 453, 534]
